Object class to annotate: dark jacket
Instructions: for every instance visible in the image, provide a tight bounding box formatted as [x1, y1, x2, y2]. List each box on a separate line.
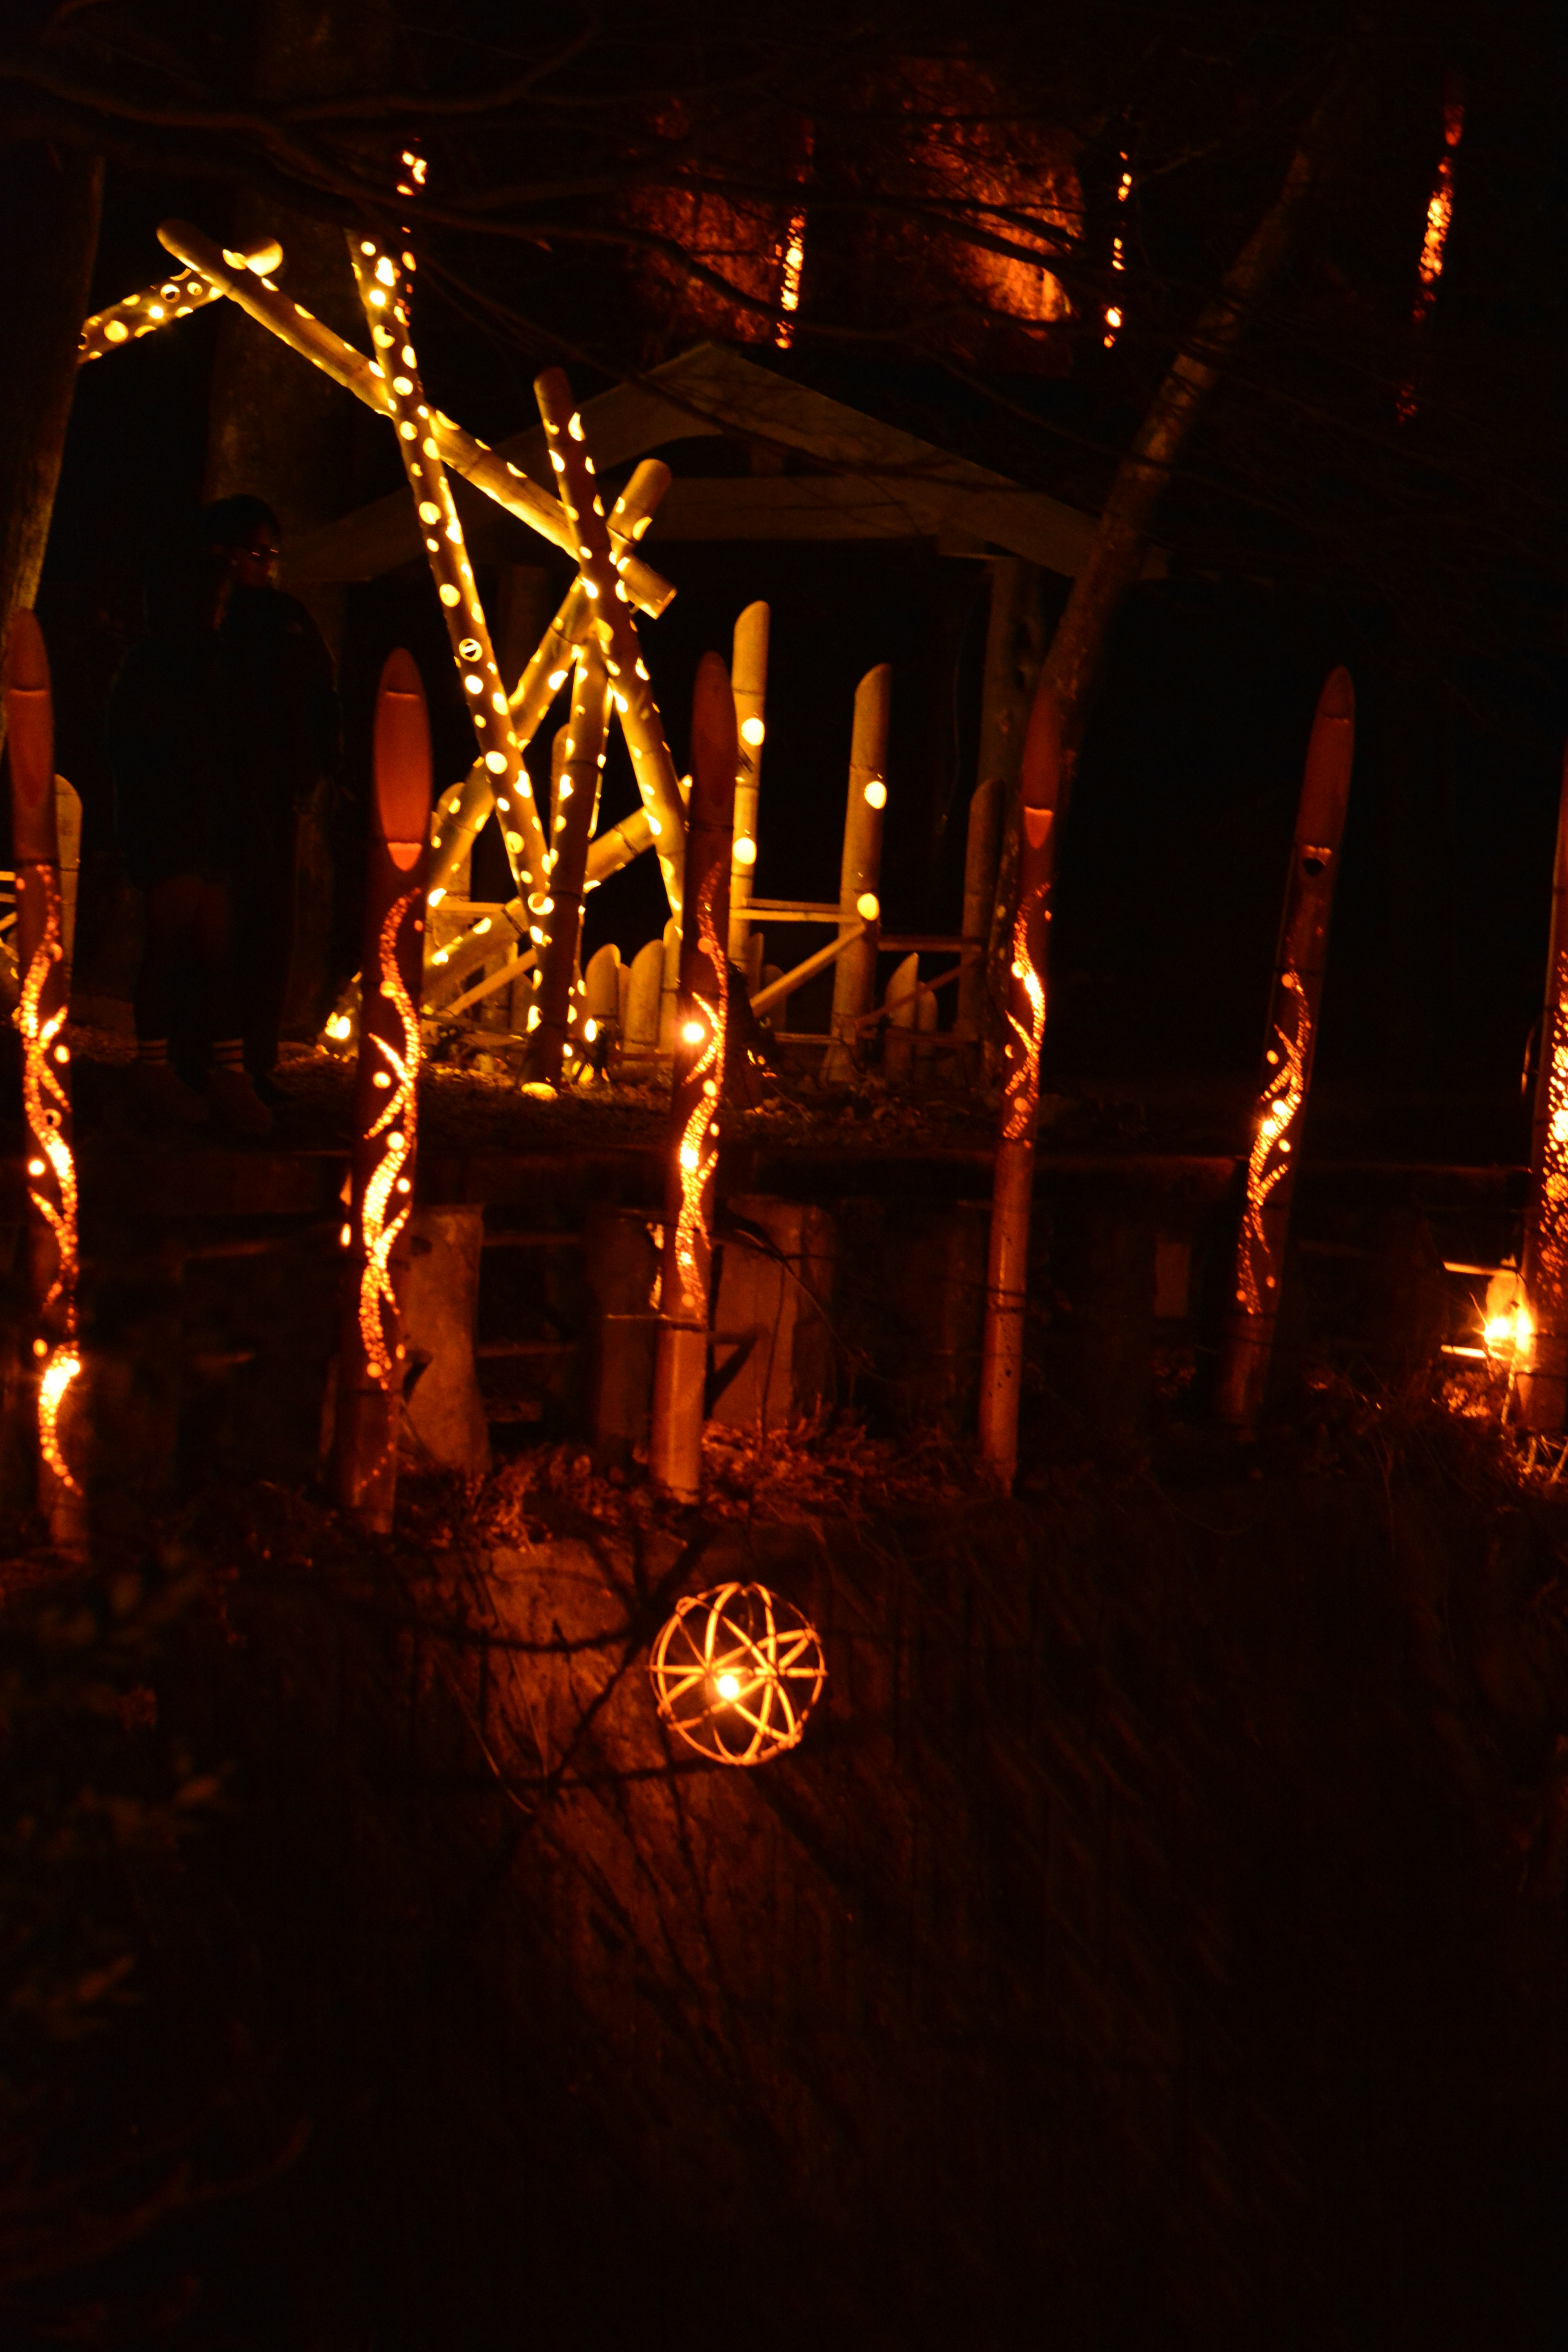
[108, 567, 234, 889]
[222, 586, 338, 870]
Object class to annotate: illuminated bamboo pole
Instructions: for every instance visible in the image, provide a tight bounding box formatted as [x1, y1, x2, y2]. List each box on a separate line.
[348, 236, 548, 905]
[76, 238, 282, 365]
[728, 601, 770, 972]
[1515, 740, 1568, 1432]
[428, 461, 670, 900]
[3, 615, 85, 1549]
[957, 775, 1004, 1043]
[823, 665, 890, 1080]
[976, 682, 1060, 1489]
[624, 938, 664, 1064]
[532, 368, 687, 913]
[156, 222, 674, 618]
[1215, 667, 1356, 1428]
[748, 920, 869, 1017]
[334, 649, 432, 1533]
[423, 807, 656, 1007]
[650, 654, 737, 1501]
[524, 644, 610, 1084]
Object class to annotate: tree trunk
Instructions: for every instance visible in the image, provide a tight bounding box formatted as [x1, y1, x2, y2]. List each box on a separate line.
[0, 139, 102, 744]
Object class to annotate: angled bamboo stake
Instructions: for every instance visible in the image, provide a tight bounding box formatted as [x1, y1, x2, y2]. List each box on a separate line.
[525, 643, 610, 1084]
[335, 650, 432, 1533]
[823, 665, 889, 1080]
[728, 601, 770, 972]
[1215, 668, 1355, 1427]
[1515, 740, 1568, 1433]
[977, 680, 1060, 1489]
[650, 654, 737, 1501]
[3, 613, 85, 1550]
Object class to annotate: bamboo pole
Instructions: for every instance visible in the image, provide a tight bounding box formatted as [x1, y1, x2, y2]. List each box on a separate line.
[3, 613, 85, 1550]
[824, 665, 890, 1080]
[1215, 668, 1355, 1428]
[532, 368, 687, 914]
[335, 649, 432, 1533]
[428, 460, 670, 901]
[76, 238, 281, 364]
[524, 644, 610, 1084]
[423, 808, 655, 1008]
[155, 223, 675, 621]
[885, 951, 920, 1083]
[728, 601, 769, 968]
[623, 937, 664, 1063]
[348, 234, 548, 903]
[958, 775, 1003, 1043]
[748, 922, 869, 1016]
[1515, 739, 1568, 1432]
[650, 653, 737, 1502]
[977, 680, 1060, 1489]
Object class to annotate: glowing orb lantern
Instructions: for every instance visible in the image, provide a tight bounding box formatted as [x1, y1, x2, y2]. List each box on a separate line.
[649, 1583, 826, 1766]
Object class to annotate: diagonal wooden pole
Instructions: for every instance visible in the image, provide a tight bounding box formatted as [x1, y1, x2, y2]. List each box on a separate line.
[524, 641, 611, 1085]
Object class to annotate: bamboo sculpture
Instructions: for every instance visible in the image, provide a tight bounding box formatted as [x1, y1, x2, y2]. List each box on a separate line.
[649, 654, 737, 1501]
[1515, 740, 1568, 1432]
[824, 665, 890, 1080]
[728, 602, 770, 975]
[1215, 668, 1356, 1427]
[3, 615, 85, 1549]
[976, 680, 1060, 1489]
[76, 238, 280, 363]
[525, 644, 610, 1084]
[335, 650, 432, 1532]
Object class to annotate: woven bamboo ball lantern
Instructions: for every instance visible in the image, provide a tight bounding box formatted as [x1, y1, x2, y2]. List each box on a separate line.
[648, 1582, 826, 1766]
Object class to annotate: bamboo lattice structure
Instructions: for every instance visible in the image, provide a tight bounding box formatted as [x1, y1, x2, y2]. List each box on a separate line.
[648, 1582, 826, 1765]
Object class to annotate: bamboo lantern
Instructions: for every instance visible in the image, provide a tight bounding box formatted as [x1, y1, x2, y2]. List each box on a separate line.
[649, 1582, 826, 1766]
[976, 681, 1060, 1488]
[728, 601, 770, 976]
[649, 654, 737, 1501]
[1515, 741, 1568, 1430]
[76, 239, 280, 365]
[623, 939, 664, 1066]
[155, 223, 674, 621]
[3, 615, 85, 1547]
[524, 646, 610, 1083]
[335, 650, 432, 1532]
[533, 369, 687, 914]
[824, 666, 890, 1080]
[1215, 668, 1356, 1428]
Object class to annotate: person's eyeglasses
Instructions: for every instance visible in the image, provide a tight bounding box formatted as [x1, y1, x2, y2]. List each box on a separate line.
[243, 543, 280, 560]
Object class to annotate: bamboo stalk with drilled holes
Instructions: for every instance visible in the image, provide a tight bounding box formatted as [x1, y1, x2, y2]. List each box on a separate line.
[156, 222, 674, 616]
[525, 643, 610, 1083]
[4, 613, 85, 1551]
[650, 653, 737, 1501]
[823, 666, 890, 1080]
[1516, 738, 1568, 1432]
[76, 242, 280, 364]
[532, 368, 687, 913]
[423, 810, 654, 1008]
[728, 601, 769, 966]
[976, 680, 1060, 1489]
[1214, 668, 1355, 1429]
[335, 650, 432, 1533]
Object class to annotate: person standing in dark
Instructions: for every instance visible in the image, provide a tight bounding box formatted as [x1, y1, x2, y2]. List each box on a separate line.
[107, 544, 272, 1137]
[198, 496, 339, 1104]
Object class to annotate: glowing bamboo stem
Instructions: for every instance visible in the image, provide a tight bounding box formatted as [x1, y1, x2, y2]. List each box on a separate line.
[524, 644, 610, 1083]
[77, 237, 282, 365]
[1515, 740, 1568, 1432]
[650, 653, 737, 1501]
[1215, 668, 1355, 1428]
[824, 664, 890, 1080]
[3, 613, 84, 1548]
[155, 221, 674, 619]
[727, 601, 769, 968]
[335, 649, 432, 1533]
[746, 920, 870, 1016]
[423, 809, 654, 1010]
[428, 460, 669, 900]
[977, 683, 1059, 1488]
[532, 368, 687, 915]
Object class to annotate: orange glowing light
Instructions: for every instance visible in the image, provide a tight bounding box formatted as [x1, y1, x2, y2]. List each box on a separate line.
[1530, 957, 1568, 1314]
[1104, 158, 1131, 348]
[1236, 966, 1307, 1315]
[1397, 92, 1463, 421]
[670, 865, 727, 1323]
[358, 890, 421, 1385]
[649, 1582, 827, 1766]
[775, 208, 807, 350]
[1002, 881, 1048, 1143]
[20, 873, 80, 1490]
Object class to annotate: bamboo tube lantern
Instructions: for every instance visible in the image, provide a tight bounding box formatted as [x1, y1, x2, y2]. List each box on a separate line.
[155, 223, 674, 621]
[532, 368, 687, 914]
[649, 654, 737, 1502]
[624, 938, 664, 1063]
[76, 238, 281, 364]
[958, 775, 1004, 1044]
[885, 951, 920, 1083]
[728, 602, 770, 970]
[1215, 668, 1356, 1428]
[3, 615, 85, 1547]
[335, 650, 432, 1532]
[348, 235, 548, 906]
[976, 680, 1060, 1489]
[649, 1582, 826, 1766]
[1515, 741, 1568, 1430]
[824, 666, 890, 1080]
[524, 645, 611, 1083]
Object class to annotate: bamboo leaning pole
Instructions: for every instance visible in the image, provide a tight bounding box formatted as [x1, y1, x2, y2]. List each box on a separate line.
[335, 650, 433, 1532]
[1215, 668, 1356, 1427]
[1514, 739, 1568, 1432]
[958, 776, 1004, 1047]
[524, 644, 611, 1085]
[728, 602, 770, 976]
[976, 682, 1060, 1489]
[649, 655, 737, 1502]
[3, 615, 86, 1550]
[76, 237, 281, 363]
[824, 665, 891, 1080]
